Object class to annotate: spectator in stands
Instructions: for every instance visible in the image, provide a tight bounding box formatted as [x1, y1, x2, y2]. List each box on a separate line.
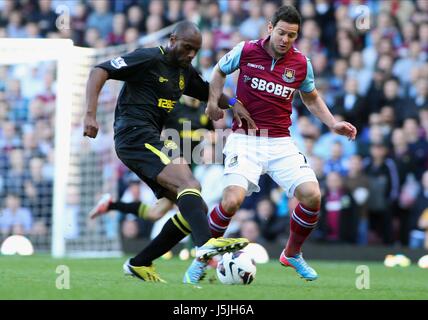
[412, 0, 428, 25]
[357, 113, 385, 157]
[71, 2, 88, 46]
[346, 51, 372, 96]
[83, 27, 101, 48]
[28, 0, 58, 37]
[419, 107, 428, 139]
[391, 128, 418, 188]
[319, 171, 357, 243]
[0, 193, 32, 237]
[409, 170, 428, 249]
[3, 148, 27, 199]
[124, 26, 140, 45]
[239, 0, 265, 40]
[393, 41, 426, 86]
[364, 142, 400, 245]
[397, 21, 418, 58]
[332, 77, 367, 132]
[225, 208, 254, 238]
[381, 78, 408, 125]
[107, 13, 126, 46]
[145, 13, 164, 36]
[166, 0, 182, 24]
[418, 22, 428, 54]
[0, 121, 21, 153]
[86, 0, 113, 39]
[200, 0, 221, 30]
[148, 0, 171, 27]
[198, 49, 215, 81]
[22, 131, 44, 163]
[408, 78, 428, 111]
[345, 155, 370, 245]
[379, 105, 396, 134]
[314, 115, 357, 160]
[254, 198, 287, 243]
[24, 157, 52, 236]
[6, 10, 26, 38]
[365, 67, 389, 114]
[301, 19, 324, 55]
[213, 11, 235, 52]
[328, 58, 348, 102]
[311, 155, 326, 196]
[223, 0, 246, 27]
[238, 219, 264, 245]
[126, 5, 145, 33]
[324, 141, 348, 177]
[300, 135, 317, 166]
[5, 78, 29, 125]
[403, 118, 428, 179]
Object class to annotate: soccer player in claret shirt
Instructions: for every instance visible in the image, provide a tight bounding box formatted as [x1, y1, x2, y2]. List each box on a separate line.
[205, 5, 357, 281]
[84, 21, 254, 284]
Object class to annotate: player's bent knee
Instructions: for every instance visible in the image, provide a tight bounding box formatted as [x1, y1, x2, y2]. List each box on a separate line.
[301, 191, 321, 210]
[295, 183, 321, 210]
[181, 179, 201, 192]
[222, 187, 245, 214]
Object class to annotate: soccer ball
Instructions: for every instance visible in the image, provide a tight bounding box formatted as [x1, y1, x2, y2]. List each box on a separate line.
[216, 251, 256, 285]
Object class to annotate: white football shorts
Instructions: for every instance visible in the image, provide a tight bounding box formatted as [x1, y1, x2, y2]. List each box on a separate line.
[223, 133, 318, 197]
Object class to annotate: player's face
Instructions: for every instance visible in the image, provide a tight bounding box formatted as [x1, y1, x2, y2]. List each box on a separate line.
[268, 21, 299, 57]
[170, 35, 202, 68]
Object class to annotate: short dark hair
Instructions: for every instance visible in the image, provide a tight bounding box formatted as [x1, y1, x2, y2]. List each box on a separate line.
[271, 5, 301, 30]
[171, 20, 200, 38]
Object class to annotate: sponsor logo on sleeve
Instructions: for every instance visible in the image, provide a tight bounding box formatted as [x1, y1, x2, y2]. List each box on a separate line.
[110, 57, 127, 69]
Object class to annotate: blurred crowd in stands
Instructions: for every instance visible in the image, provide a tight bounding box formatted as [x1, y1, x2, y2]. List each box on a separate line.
[1, 0, 428, 250]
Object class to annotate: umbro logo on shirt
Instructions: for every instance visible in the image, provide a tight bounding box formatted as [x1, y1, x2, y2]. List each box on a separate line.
[247, 63, 265, 70]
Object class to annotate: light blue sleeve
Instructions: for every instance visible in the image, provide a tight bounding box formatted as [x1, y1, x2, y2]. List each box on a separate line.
[299, 58, 315, 93]
[217, 41, 245, 75]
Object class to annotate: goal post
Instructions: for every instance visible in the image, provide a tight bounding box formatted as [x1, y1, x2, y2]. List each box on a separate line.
[0, 24, 176, 258]
[0, 39, 73, 258]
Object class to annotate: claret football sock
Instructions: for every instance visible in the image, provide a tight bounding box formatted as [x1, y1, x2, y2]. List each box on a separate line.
[208, 203, 234, 238]
[285, 203, 320, 257]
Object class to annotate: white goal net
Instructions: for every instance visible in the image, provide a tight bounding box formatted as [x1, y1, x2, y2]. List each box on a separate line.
[0, 26, 174, 257]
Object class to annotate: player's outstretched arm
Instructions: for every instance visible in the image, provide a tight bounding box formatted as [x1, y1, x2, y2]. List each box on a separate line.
[206, 66, 257, 129]
[206, 65, 226, 121]
[83, 67, 109, 138]
[300, 89, 357, 140]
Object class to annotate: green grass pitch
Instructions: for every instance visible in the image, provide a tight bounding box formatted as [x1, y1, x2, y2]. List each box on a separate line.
[0, 255, 427, 300]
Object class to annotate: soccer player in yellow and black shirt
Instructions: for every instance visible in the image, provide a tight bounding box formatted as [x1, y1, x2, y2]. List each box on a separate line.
[84, 21, 254, 284]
